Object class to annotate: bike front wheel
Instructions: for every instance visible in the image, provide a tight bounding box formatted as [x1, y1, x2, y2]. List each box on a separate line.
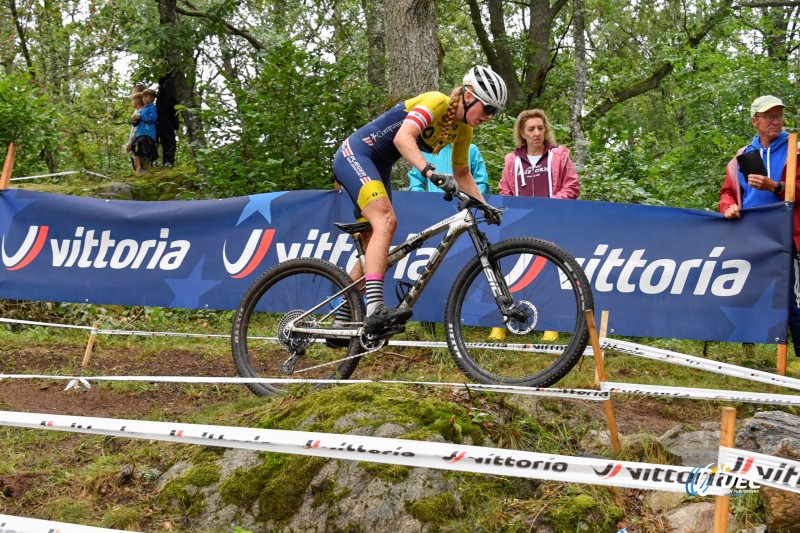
[231, 258, 366, 396]
[445, 238, 593, 387]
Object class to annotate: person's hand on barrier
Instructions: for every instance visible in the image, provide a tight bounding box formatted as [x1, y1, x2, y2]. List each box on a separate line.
[723, 204, 741, 220]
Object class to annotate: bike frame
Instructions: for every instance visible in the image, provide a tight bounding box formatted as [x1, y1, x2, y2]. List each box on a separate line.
[289, 202, 507, 339]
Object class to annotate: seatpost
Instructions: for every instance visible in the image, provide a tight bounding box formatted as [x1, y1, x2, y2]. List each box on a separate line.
[352, 232, 367, 271]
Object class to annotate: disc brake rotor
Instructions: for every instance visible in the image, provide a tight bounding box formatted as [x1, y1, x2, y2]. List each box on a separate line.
[507, 301, 537, 335]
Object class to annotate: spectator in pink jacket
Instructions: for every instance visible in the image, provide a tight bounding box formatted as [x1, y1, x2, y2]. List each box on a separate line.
[498, 108, 580, 199]
[490, 109, 579, 342]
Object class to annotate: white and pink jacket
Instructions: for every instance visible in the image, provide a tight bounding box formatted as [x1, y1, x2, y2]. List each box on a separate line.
[499, 144, 580, 199]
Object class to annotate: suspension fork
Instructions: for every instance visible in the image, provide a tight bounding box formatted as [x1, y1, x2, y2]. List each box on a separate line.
[466, 225, 515, 320]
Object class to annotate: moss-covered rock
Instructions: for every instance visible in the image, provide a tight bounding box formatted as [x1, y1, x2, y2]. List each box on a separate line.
[406, 491, 462, 525]
[157, 463, 221, 519]
[550, 493, 600, 532]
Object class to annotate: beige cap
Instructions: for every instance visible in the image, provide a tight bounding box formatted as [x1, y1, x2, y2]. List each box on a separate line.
[750, 95, 785, 117]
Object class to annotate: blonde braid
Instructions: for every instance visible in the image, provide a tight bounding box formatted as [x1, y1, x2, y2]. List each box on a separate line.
[432, 87, 462, 155]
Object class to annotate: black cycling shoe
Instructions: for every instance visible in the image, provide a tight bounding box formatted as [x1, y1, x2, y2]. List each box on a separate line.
[364, 305, 413, 338]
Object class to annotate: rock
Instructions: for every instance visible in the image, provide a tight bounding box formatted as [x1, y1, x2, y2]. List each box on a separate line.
[739, 525, 767, 533]
[115, 463, 134, 486]
[95, 182, 134, 200]
[662, 501, 734, 532]
[659, 426, 719, 467]
[736, 411, 800, 531]
[737, 411, 800, 456]
[578, 429, 612, 453]
[761, 486, 800, 531]
[644, 491, 684, 513]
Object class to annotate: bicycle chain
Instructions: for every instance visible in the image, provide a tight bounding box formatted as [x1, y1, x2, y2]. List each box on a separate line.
[290, 338, 387, 375]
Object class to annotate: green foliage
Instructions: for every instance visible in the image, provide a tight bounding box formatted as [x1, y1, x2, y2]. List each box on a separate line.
[0, 72, 59, 174]
[197, 41, 373, 196]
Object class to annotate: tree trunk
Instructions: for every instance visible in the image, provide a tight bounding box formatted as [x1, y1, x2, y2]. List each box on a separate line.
[763, 6, 790, 63]
[385, 0, 438, 102]
[467, 0, 568, 113]
[159, 0, 206, 163]
[363, 0, 386, 94]
[7, 0, 35, 77]
[569, 0, 588, 171]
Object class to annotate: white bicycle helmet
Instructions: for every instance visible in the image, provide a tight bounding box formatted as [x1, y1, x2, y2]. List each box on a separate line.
[463, 65, 508, 111]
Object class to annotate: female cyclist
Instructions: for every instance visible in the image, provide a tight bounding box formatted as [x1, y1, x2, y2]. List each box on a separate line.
[333, 65, 508, 339]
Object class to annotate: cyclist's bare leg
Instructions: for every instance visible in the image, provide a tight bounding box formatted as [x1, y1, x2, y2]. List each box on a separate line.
[358, 198, 411, 333]
[359, 197, 395, 277]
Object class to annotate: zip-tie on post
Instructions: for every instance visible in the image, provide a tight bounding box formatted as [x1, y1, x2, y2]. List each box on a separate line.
[82, 321, 100, 368]
[594, 310, 609, 386]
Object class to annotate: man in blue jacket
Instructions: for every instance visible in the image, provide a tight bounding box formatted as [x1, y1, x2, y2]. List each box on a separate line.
[719, 94, 800, 359]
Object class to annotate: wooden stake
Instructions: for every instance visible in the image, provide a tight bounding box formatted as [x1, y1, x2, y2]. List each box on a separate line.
[586, 309, 621, 455]
[594, 310, 609, 386]
[0, 143, 17, 190]
[778, 343, 788, 376]
[786, 132, 797, 203]
[82, 321, 100, 368]
[778, 132, 797, 374]
[713, 407, 736, 532]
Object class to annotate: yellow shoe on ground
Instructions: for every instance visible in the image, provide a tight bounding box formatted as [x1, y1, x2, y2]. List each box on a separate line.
[488, 327, 506, 342]
[542, 330, 559, 341]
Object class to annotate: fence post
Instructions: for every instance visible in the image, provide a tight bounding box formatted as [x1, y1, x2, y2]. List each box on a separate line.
[1, 143, 17, 190]
[713, 406, 736, 532]
[82, 322, 100, 368]
[586, 309, 621, 455]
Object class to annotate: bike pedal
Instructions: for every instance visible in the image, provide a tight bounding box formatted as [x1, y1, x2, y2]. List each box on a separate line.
[364, 324, 406, 341]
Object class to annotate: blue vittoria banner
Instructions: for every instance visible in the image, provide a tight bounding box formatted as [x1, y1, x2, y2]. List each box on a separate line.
[0, 189, 793, 343]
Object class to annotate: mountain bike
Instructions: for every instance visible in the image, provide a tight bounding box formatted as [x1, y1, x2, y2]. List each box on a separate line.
[231, 187, 594, 396]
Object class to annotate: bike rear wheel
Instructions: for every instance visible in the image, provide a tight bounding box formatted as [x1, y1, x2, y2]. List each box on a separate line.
[445, 238, 592, 387]
[231, 258, 366, 396]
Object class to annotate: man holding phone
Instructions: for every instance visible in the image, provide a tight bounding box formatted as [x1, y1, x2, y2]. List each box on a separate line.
[720, 95, 788, 220]
[718, 94, 800, 360]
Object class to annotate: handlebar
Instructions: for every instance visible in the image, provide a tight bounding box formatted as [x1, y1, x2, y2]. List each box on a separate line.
[447, 189, 505, 226]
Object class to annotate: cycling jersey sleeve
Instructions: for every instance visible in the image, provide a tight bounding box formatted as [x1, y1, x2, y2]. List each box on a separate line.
[450, 123, 473, 168]
[403, 92, 450, 150]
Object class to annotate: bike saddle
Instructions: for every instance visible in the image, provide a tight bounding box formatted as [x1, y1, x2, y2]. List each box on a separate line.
[335, 221, 372, 235]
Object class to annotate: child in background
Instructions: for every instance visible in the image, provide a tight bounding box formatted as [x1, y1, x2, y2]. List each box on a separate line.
[126, 92, 144, 172]
[132, 88, 159, 171]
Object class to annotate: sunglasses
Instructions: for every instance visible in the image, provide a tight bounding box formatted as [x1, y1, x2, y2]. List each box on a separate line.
[466, 89, 499, 116]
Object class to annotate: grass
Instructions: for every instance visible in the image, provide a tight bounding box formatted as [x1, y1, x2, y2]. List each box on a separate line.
[0, 307, 780, 531]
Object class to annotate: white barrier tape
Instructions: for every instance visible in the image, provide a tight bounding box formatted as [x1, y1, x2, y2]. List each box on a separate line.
[718, 446, 800, 494]
[0, 373, 609, 400]
[1, 317, 585, 351]
[0, 317, 94, 331]
[97, 328, 229, 339]
[601, 338, 800, 391]
[602, 382, 800, 406]
[0, 410, 730, 494]
[0, 513, 133, 532]
[11, 169, 111, 181]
